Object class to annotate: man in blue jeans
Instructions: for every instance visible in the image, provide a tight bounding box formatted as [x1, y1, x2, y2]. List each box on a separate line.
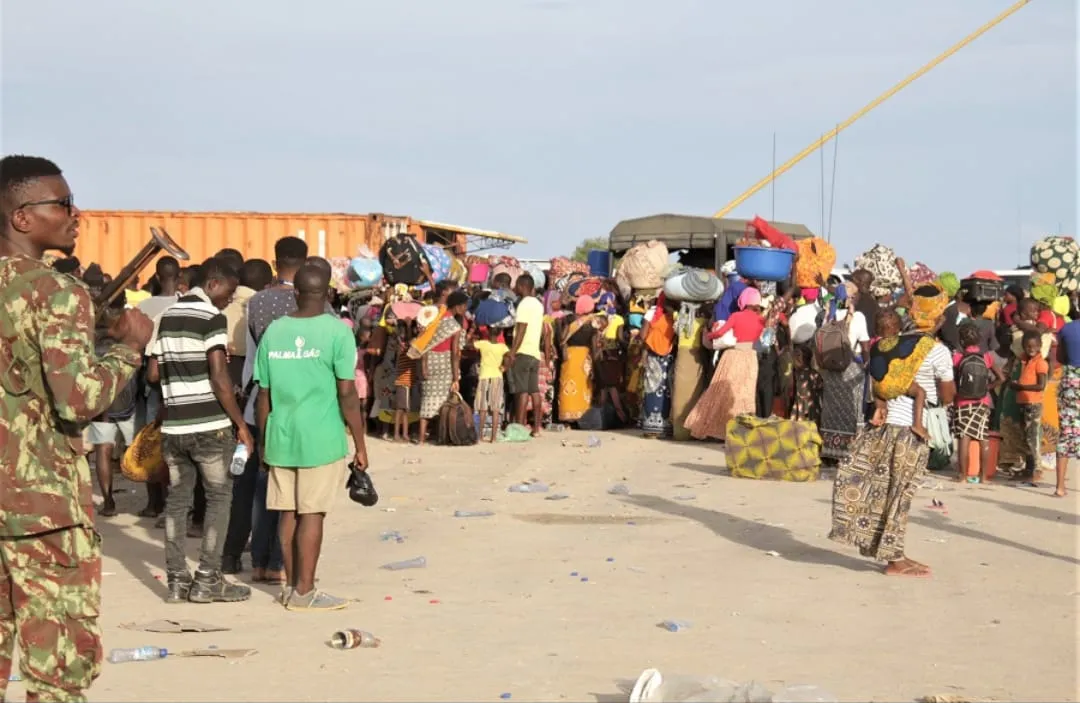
[148, 257, 254, 604]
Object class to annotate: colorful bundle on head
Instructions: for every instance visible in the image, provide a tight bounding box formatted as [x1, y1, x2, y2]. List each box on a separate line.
[855, 244, 902, 296]
[936, 272, 960, 298]
[1030, 235, 1080, 293]
[1031, 284, 1059, 307]
[907, 262, 937, 287]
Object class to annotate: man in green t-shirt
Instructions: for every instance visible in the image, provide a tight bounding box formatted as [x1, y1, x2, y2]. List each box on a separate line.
[254, 263, 368, 612]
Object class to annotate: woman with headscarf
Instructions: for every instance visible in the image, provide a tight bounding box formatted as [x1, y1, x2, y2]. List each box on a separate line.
[639, 294, 678, 438]
[817, 285, 872, 462]
[685, 287, 764, 440]
[558, 295, 602, 423]
[1026, 284, 1066, 476]
[788, 288, 824, 424]
[671, 302, 711, 440]
[830, 285, 955, 578]
[412, 290, 469, 444]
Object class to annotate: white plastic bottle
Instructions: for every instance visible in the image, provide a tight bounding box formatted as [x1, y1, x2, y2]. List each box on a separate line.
[108, 647, 168, 664]
[229, 443, 248, 477]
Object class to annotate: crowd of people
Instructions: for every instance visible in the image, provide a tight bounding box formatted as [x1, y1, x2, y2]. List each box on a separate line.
[84, 232, 1075, 587]
[1, 152, 1078, 700]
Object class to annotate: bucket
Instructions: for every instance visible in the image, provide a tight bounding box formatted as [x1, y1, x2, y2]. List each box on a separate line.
[734, 246, 795, 282]
[587, 249, 612, 277]
[468, 262, 491, 284]
[966, 431, 1000, 480]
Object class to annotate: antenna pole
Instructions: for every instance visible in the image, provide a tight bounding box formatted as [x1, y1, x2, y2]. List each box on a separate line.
[714, 0, 1032, 219]
[771, 132, 777, 220]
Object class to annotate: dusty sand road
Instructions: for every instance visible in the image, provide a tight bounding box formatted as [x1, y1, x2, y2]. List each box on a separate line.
[8, 431, 1077, 702]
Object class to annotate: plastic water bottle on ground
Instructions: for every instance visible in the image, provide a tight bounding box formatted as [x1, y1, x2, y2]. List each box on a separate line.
[108, 647, 168, 663]
[330, 629, 380, 649]
[379, 530, 405, 543]
[508, 482, 549, 493]
[380, 556, 426, 571]
[587, 434, 602, 448]
[454, 510, 495, 518]
[229, 444, 248, 477]
[607, 484, 630, 496]
[660, 619, 691, 632]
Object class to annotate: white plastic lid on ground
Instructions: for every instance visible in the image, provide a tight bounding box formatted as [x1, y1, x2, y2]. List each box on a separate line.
[629, 669, 837, 703]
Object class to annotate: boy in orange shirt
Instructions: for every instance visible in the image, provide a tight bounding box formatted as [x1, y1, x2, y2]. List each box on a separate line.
[1007, 330, 1049, 483]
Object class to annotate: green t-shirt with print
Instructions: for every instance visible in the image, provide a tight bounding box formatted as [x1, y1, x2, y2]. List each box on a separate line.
[254, 314, 357, 468]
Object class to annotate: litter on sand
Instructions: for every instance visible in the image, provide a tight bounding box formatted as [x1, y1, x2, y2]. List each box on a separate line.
[764, 550, 781, 557]
[120, 619, 229, 633]
[628, 668, 837, 703]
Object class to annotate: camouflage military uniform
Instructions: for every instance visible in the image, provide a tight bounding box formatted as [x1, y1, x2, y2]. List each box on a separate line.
[0, 254, 142, 703]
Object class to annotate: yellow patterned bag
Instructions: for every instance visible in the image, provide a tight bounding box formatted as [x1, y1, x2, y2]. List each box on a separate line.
[121, 421, 168, 484]
[724, 414, 822, 481]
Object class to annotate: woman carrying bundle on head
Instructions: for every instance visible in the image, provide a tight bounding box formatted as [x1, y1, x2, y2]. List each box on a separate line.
[684, 287, 765, 441]
[830, 284, 955, 578]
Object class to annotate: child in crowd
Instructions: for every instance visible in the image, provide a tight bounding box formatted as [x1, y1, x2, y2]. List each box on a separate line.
[354, 318, 374, 416]
[953, 322, 1006, 483]
[870, 309, 927, 440]
[473, 326, 511, 443]
[393, 319, 419, 443]
[1006, 329, 1049, 482]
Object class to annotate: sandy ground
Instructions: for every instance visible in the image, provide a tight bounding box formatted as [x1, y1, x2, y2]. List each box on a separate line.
[8, 431, 1078, 702]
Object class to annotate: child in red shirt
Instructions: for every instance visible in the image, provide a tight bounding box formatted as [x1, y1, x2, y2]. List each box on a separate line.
[952, 322, 1006, 483]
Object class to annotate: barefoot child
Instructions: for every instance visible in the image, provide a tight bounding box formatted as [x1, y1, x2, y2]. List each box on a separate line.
[393, 319, 418, 443]
[953, 321, 1006, 483]
[870, 310, 928, 440]
[473, 326, 510, 443]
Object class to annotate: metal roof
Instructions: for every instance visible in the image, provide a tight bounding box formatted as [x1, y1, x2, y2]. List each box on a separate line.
[417, 220, 528, 244]
[608, 214, 815, 253]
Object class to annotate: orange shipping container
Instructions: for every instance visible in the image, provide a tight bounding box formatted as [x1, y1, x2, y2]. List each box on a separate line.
[75, 210, 422, 278]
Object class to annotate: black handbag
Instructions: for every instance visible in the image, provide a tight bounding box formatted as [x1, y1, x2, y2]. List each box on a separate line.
[345, 463, 378, 507]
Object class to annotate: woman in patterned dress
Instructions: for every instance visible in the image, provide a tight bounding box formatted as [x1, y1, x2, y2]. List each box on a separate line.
[830, 291, 953, 578]
[1054, 318, 1079, 497]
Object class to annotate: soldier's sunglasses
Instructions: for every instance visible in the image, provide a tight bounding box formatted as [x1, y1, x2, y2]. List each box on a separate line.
[18, 194, 75, 216]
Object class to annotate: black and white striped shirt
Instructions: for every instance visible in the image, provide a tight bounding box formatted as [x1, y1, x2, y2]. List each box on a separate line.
[151, 288, 231, 435]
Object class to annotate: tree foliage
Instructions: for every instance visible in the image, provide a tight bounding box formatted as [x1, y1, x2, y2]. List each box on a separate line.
[570, 237, 608, 263]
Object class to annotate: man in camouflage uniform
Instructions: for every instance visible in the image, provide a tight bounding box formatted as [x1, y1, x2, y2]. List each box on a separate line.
[0, 155, 152, 702]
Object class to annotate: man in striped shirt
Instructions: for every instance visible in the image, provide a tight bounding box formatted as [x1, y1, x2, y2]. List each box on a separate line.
[148, 257, 254, 605]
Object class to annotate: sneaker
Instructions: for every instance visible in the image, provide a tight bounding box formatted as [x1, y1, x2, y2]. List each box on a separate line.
[165, 571, 193, 604]
[285, 588, 348, 612]
[188, 569, 252, 604]
[278, 587, 292, 607]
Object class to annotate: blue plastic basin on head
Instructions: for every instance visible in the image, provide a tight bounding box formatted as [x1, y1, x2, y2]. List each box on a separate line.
[734, 246, 795, 282]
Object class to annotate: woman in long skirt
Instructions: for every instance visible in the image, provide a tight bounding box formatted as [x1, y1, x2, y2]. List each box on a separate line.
[685, 288, 764, 441]
[639, 296, 677, 438]
[818, 287, 870, 462]
[831, 285, 952, 577]
[559, 298, 601, 423]
[1054, 321, 1079, 496]
[413, 293, 468, 445]
[671, 304, 709, 441]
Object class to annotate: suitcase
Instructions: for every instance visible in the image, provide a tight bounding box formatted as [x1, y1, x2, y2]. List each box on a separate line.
[961, 277, 1003, 303]
[724, 414, 822, 481]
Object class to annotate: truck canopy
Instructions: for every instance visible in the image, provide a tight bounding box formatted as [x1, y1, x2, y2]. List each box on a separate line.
[609, 214, 814, 253]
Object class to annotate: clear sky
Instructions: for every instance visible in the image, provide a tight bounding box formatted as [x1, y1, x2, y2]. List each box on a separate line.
[2, 0, 1075, 272]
